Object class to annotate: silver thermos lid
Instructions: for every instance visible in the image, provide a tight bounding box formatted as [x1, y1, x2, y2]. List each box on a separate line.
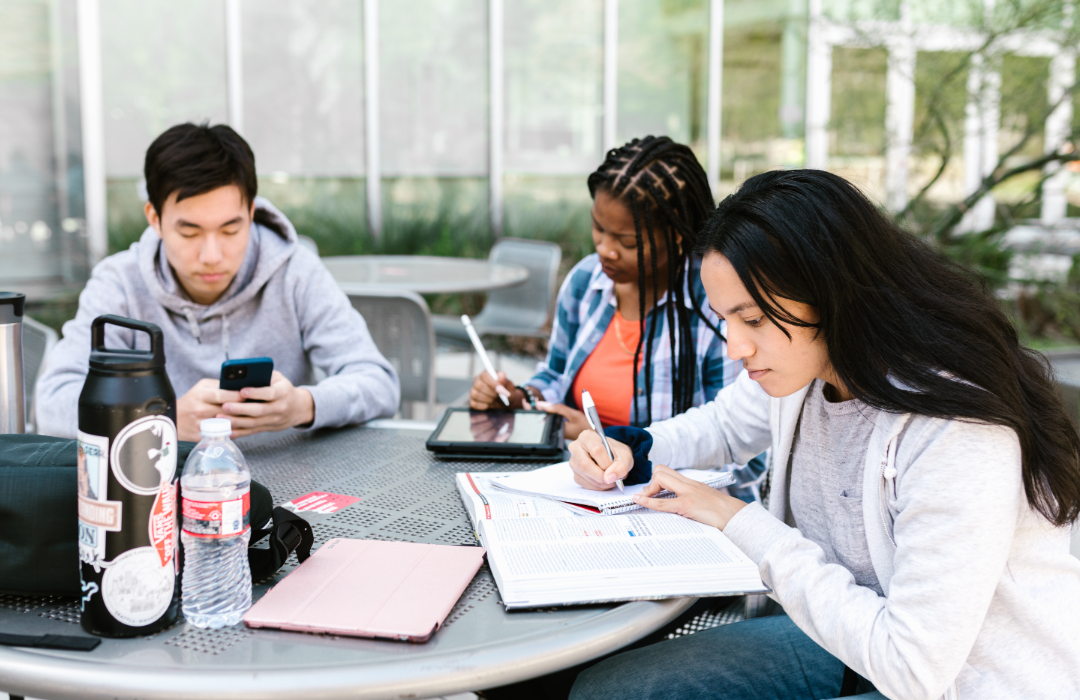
[0, 292, 26, 434]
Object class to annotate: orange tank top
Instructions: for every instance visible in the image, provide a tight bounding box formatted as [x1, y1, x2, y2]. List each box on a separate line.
[571, 309, 642, 428]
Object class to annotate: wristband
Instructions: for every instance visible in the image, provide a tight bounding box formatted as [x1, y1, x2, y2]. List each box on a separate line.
[516, 385, 538, 409]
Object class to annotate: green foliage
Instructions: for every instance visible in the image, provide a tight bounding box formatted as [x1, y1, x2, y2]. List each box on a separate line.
[103, 175, 594, 339]
[1008, 255, 1080, 344]
[937, 228, 1014, 290]
[106, 179, 151, 254]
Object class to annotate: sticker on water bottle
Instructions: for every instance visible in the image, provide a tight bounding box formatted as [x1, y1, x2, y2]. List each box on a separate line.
[101, 546, 175, 627]
[76, 431, 119, 570]
[182, 490, 251, 538]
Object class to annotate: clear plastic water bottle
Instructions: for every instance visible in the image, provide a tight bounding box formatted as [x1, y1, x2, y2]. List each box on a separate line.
[180, 418, 252, 628]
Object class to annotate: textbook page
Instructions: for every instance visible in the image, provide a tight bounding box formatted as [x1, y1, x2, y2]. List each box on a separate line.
[455, 472, 578, 537]
[481, 508, 768, 608]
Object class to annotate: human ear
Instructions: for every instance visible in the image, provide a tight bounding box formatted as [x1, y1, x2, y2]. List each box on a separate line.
[144, 201, 162, 237]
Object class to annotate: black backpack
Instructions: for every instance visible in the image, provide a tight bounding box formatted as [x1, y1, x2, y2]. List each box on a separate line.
[0, 434, 311, 596]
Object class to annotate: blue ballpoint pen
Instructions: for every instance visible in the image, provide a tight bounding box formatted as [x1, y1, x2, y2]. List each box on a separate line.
[581, 390, 625, 492]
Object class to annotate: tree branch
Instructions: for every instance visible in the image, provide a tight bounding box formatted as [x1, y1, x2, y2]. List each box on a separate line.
[926, 149, 1080, 241]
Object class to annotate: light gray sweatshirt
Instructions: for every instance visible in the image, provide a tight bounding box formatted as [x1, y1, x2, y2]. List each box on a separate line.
[36, 197, 400, 437]
[648, 370, 1080, 700]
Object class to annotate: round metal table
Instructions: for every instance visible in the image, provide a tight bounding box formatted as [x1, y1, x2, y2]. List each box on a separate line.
[0, 423, 693, 700]
[322, 255, 529, 295]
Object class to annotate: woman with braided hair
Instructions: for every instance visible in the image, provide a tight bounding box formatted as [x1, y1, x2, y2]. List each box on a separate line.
[470, 135, 766, 500]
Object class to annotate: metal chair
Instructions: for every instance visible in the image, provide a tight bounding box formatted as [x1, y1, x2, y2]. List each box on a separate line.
[347, 289, 436, 420]
[432, 238, 562, 349]
[23, 315, 59, 434]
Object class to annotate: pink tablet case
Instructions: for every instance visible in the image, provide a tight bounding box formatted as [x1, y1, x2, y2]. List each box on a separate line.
[243, 538, 486, 642]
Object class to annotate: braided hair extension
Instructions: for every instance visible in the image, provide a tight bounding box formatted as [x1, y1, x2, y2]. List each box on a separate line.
[587, 136, 718, 426]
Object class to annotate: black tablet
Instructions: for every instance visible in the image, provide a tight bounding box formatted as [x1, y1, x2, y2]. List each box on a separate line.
[426, 408, 564, 457]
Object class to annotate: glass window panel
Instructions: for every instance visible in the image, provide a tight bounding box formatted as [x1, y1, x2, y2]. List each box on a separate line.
[616, 0, 709, 155]
[504, 0, 604, 174]
[908, 0, 981, 25]
[504, 174, 593, 261]
[823, 0, 899, 22]
[995, 55, 1051, 207]
[0, 0, 82, 287]
[242, 0, 366, 176]
[380, 176, 489, 255]
[100, 0, 228, 177]
[260, 175, 368, 254]
[721, 0, 807, 191]
[1000, 55, 1050, 160]
[828, 46, 888, 201]
[380, 0, 487, 176]
[911, 50, 968, 204]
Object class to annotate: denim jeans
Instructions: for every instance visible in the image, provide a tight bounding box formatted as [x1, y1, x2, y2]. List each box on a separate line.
[569, 614, 887, 700]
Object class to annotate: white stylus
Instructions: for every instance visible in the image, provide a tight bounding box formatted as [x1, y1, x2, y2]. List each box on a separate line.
[462, 315, 510, 406]
[581, 390, 625, 492]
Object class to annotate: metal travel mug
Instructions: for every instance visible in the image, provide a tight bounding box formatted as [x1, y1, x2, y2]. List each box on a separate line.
[0, 292, 26, 434]
[77, 314, 180, 637]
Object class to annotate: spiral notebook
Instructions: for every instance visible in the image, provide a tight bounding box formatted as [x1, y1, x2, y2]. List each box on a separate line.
[488, 462, 735, 515]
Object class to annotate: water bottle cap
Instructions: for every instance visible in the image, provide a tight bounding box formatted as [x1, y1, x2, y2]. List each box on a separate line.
[199, 418, 232, 437]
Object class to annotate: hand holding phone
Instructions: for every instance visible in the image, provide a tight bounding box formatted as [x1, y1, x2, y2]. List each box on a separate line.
[221, 357, 274, 398]
[218, 369, 315, 437]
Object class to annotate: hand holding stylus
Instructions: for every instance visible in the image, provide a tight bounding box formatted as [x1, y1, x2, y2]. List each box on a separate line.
[462, 315, 510, 406]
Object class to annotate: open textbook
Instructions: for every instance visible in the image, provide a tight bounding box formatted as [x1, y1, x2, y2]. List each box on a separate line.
[456, 472, 768, 609]
[488, 462, 735, 515]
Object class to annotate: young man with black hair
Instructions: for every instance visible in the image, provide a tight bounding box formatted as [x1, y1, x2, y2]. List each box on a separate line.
[37, 123, 400, 440]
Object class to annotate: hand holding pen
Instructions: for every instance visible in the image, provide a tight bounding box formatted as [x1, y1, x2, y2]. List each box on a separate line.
[571, 390, 627, 492]
[567, 428, 635, 492]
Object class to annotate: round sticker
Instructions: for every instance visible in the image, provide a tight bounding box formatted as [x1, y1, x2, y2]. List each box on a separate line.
[110, 415, 177, 496]
[101, 546, 175, 627]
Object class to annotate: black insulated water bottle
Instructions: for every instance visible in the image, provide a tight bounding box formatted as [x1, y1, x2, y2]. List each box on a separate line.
[77, 315, 180, 637]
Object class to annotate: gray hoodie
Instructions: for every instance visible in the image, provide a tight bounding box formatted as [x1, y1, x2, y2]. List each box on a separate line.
[36, 197, 400, 438]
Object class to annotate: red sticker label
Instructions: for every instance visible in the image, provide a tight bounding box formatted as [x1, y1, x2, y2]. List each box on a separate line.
[282, 491, 361, 514]
[149, 482, 177, 567]
[182, 491, 250, 538]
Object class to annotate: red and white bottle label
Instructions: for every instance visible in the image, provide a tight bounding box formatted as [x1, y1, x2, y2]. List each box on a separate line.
[182, 490, 250, 538]
[149, 482, 177, 567]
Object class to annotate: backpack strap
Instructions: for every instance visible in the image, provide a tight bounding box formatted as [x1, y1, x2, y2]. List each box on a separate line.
[248, 507, 314, 581]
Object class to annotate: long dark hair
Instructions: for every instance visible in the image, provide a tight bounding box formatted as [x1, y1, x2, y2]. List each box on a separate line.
[587, 136, 718, 425]
[699, 169, 1080, 526]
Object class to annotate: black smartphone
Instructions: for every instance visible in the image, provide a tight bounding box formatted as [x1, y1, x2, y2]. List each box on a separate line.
[220, 357, 274, 397]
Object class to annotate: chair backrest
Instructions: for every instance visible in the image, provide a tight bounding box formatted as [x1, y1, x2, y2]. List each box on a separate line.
[22, 315, 59, 434]
[479, 238, 562, 333]
[346, 289, 435, 419]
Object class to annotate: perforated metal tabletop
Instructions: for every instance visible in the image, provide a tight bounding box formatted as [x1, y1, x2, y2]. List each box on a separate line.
[0, 423, 693, 700]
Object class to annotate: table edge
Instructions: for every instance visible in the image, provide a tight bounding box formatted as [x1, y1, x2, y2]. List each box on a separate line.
[0, 597, 695, 700]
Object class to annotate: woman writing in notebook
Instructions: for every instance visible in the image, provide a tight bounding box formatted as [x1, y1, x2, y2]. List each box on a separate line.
[469, 136, 765, 498]
[567, 170, 1080, 700]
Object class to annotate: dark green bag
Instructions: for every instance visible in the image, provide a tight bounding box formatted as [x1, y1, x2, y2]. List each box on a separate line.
[0, 434, 308, 596]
